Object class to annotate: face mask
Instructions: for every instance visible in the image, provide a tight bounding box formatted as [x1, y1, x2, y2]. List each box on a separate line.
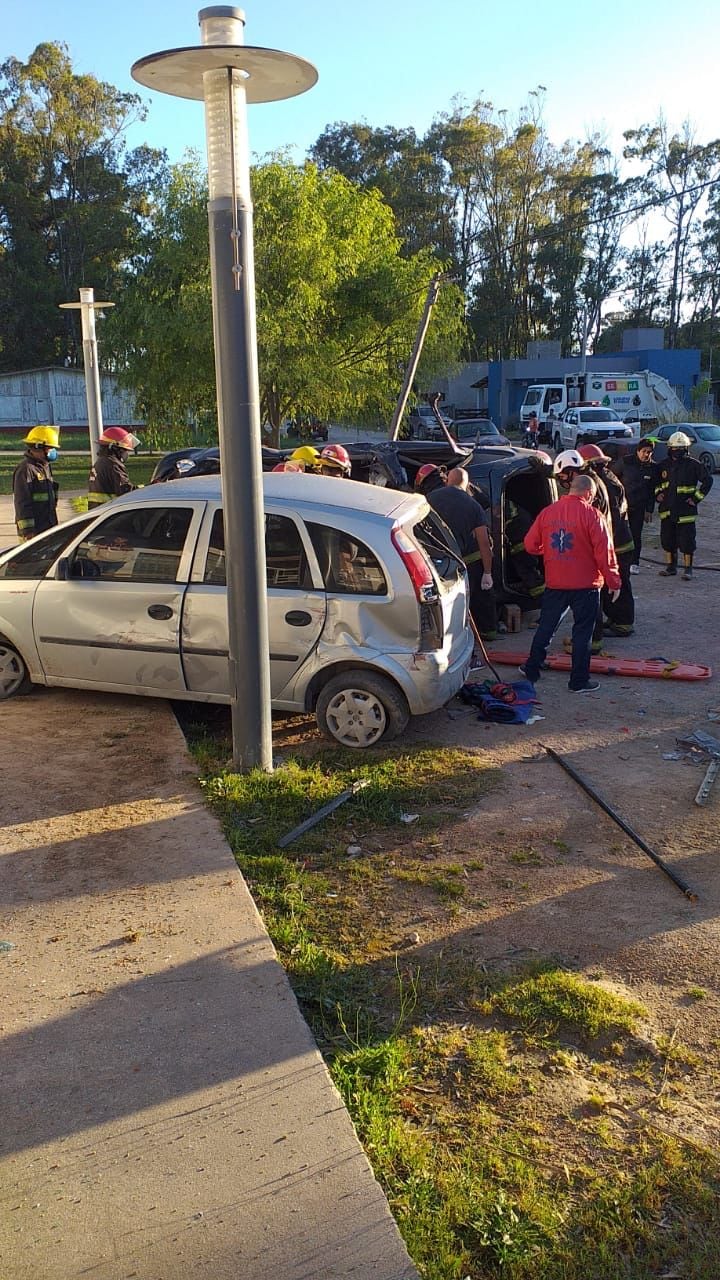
[47, 448, 58, 461]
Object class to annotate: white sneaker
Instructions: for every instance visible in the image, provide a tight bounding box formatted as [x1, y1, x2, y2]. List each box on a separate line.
[629, 564, 639, 575]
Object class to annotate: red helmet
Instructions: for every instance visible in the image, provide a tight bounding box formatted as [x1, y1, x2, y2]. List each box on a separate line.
[577, 444, 611, 463]
[320, 443, 351, 475]
[272, 460, 304, 472]
[99, 427, 138, 450]
[414, 463, 442, 492]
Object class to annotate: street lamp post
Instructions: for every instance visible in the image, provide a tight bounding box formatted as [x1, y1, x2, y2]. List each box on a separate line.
[132, 8, 317, 773]
[59, 287, 115, 465]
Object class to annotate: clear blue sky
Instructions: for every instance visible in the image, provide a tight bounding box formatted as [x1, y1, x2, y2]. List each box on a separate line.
[4, 0, 719, 166]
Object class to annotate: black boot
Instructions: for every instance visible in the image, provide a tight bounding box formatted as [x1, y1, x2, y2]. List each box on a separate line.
[659, 554, 677, 577]
[682, 555, 693, 581]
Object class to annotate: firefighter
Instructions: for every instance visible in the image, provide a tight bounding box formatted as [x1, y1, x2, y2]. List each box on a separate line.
[415, 463, 497, 640]
[88, 428, 140, 508]
[289, 445, 322, 472]
[578, 444, 635, 636]
[318, 443, 352, 477]
[12, 425, 60, 540]
[654, 431, 713, 580]
[612, 438, 655, 573]
[505, 500, 545, 601]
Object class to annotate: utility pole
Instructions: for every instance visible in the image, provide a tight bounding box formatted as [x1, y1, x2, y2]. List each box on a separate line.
[132, 7, 317, 773]
[389, 273, 443, 441]
[59, 288, 114, 464]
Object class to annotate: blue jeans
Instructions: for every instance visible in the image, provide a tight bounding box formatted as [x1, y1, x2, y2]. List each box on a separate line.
[523, 587, 600, 690]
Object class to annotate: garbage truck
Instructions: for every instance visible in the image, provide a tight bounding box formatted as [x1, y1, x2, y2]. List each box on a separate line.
[520, 370, 686, 440]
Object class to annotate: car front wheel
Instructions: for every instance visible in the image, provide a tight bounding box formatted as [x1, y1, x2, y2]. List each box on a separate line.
[315, 670, 410, 748]
[699, 451, 715, 474]
[0, 639, 33, 699]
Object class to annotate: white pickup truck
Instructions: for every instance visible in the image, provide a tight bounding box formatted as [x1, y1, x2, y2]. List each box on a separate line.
[551, 405, 637, 450]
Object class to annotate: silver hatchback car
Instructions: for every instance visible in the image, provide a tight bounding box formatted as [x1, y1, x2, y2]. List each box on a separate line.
[0, 474, 473, 747]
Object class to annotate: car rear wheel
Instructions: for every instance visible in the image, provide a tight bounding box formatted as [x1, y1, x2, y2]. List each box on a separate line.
[699, 451, 715, 474]
[315, 670, 410, 748]
[0, 639, 33, 699]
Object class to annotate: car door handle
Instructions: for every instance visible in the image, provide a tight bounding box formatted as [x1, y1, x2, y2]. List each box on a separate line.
[148, 604, 174, 620]
[284, 610, 312, 627]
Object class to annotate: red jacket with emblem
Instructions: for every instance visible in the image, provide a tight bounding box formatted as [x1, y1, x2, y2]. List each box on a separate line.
[523, 493, 621, 591]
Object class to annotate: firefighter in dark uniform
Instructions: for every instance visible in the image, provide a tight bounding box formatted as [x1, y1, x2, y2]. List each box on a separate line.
[505, 501, 545, 601]
[87, 427, 139, 509]
[579, 444, 635, 635]
[655, 431, 713, 580]
[612, 437, 655, 573]
[12, 426, 60, 540]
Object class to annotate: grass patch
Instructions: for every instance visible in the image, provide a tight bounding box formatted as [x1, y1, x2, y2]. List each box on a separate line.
[488, 968, 647, 1040]
[199, 744, 499, 860]
[0, 453, 156, 496]
[198, 743, 499, 1041]
[193, 738, 720, 1278]
[331, 1018, 720, 1280]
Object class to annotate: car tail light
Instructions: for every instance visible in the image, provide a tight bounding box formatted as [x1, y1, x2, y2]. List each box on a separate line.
[391, 524, 438, 602]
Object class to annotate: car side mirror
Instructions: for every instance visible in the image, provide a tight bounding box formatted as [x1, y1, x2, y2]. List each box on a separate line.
[56, 557, 69, 580]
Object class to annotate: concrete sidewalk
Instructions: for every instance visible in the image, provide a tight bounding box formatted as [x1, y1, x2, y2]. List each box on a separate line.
[0, 690, 417, 1280]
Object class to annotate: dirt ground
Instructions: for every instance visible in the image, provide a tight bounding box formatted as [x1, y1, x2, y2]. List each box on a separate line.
[267, 484, 720, 1156]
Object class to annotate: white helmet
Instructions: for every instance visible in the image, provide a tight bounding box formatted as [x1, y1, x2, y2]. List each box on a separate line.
[667, 431, 692, 448]
[553, 449, 585, 475]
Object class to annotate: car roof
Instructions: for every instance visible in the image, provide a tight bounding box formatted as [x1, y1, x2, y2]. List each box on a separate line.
[112, 472, 425, 520]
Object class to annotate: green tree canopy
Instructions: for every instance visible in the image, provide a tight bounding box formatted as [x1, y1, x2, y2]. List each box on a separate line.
[0, 41, 165, 370]
[107, 156, 466, 444]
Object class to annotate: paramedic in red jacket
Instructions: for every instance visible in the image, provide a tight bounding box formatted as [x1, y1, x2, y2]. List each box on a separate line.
[520, 474, 622, 694]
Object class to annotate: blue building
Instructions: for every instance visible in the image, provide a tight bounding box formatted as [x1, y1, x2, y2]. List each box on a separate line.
[438, 330, 702, 428]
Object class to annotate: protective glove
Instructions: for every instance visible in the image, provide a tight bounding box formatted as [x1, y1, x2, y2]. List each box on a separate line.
[609, 588, 621, 602]
[481, 573, 493, 591]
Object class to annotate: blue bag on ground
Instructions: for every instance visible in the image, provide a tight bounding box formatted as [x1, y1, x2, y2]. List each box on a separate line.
[460, 678, 539, 723]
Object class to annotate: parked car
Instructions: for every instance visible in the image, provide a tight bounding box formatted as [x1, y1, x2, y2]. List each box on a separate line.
[452, 418, 511, 447]
[649, 422, 720, 473]
[551, 405, 636, 451]
[407, 403, 453, 440]
[0, 474, 473, 748]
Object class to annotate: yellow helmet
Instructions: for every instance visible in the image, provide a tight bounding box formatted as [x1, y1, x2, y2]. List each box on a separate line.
[289, 445, 321, 470]
[24, 425, 60, 448]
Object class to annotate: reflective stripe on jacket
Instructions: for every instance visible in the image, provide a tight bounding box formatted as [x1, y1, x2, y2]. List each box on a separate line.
[12, 452, 58, 538]
[88, 448, 133, 506]
[654, 455, 713, 522]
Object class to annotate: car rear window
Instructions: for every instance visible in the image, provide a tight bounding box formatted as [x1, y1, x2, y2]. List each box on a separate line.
[306, 522, 387, 595]
[412, 512, 464, 586]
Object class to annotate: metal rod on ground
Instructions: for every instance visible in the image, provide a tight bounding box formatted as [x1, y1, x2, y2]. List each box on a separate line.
[543, 745, 698, 902]
[695, 759, 719, 807]
[278, 779, 370, 847]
